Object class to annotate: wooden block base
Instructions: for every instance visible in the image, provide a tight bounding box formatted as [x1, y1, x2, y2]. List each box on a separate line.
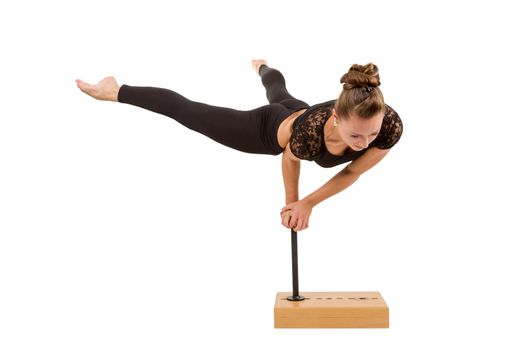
[274, 291, 389, 328]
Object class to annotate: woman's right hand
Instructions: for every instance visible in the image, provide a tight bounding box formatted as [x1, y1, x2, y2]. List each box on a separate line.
[76, 76, 120, 102]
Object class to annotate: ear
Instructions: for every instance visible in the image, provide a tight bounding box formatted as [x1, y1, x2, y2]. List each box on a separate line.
[332, 110, 338, 127]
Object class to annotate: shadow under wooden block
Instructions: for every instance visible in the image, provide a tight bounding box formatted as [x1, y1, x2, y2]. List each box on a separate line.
[274, 291, 389, 328]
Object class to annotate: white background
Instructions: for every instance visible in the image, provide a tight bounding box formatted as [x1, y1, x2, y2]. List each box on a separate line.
[1, 0, 524, 349]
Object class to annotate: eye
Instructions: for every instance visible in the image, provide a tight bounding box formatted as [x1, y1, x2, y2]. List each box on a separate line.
[350, 135, 359, 139]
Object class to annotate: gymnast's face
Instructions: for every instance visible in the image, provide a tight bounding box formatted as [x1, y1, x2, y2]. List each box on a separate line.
[335, 111, 384, 152]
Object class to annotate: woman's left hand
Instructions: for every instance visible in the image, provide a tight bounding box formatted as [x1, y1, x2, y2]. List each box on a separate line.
[280, 200, 313, 232]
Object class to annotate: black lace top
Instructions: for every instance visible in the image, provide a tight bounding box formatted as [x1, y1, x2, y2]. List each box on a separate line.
[290, 100, 403, 168]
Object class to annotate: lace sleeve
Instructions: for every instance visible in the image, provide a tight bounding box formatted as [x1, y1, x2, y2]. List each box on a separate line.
[373, 105, 403, 149]
[289, 107, 331, 160]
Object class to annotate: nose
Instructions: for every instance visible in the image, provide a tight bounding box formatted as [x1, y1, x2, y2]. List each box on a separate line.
[357, 139, 369, 149]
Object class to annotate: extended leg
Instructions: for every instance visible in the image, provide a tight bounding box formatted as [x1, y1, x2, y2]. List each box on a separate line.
[117, 85, 290, 155]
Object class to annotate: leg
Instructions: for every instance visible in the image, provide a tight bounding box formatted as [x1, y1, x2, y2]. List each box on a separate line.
[257, 64, 310, 112]
[117, 84, 290, 155]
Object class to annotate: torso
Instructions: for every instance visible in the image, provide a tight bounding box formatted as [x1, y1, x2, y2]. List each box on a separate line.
[276, 108, 307, 149]
[277, 108, 349, 156]
[281, 101, 402, 168]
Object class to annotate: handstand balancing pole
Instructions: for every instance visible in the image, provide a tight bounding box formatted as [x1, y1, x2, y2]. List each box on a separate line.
[274, 228, 390, 328]
[287, 228, 305, 301]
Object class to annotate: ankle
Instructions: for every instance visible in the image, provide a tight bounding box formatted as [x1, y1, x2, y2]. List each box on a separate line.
[110, 85, 120, 102]
[258, 64, 270, 76]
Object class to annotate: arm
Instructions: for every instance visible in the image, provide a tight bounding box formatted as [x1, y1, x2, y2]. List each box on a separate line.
[281, 143, 301, 205]
[284, 147, 390, 231]
[304, 147, 390, 207]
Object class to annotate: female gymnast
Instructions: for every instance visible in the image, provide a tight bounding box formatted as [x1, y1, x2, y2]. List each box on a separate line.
[76, 59, 403, 232]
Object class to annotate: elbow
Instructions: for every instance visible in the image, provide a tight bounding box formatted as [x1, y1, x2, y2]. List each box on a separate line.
[344, 165, 362, 179]
[283, 143, 301, 163]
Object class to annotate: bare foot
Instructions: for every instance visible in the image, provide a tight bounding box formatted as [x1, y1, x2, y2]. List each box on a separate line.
[76, 76, 120, 102]
[251, 59, 267, 75]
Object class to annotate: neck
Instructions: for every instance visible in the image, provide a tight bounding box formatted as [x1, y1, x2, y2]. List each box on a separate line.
[325, 114, 342, 143]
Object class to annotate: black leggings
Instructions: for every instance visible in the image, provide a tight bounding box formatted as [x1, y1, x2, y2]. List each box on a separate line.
[117, 65, 310, 155]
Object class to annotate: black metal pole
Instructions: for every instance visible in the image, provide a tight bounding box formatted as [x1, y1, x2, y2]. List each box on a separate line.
[287, 228, 305, 301]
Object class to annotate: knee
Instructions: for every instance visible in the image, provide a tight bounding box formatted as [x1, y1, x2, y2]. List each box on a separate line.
[261, 68, 286, 86]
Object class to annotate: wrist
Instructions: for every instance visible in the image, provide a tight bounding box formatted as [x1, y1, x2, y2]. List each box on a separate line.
[286, 198, 298, 205]
[302, 196, 317, 208]
[112, 85, 121, 102]
[286, 193, 299, 203]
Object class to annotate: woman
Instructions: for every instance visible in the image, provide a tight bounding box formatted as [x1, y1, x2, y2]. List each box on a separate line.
[76, 59, 403, 232]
